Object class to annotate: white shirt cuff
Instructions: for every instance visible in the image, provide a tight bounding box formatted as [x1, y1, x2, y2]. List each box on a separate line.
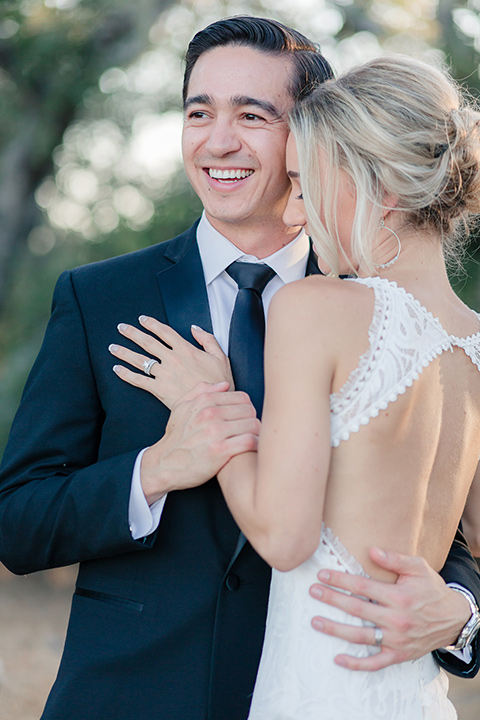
[439, 583, 475, 664]
[128, 448, 167, 540]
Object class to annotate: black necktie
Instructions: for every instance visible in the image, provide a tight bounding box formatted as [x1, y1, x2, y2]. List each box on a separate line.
[226, 261, 276, 417]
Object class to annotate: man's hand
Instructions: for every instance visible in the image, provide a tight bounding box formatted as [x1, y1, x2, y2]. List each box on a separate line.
[110, 317, 233, 409]
[309, 547, 471, 671]
[140, 382, 260, 505]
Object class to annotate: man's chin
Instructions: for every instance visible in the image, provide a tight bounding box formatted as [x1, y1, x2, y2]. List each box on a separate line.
[203, 208, 255, 228]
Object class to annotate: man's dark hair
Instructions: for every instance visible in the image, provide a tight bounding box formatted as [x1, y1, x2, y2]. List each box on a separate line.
[183, 15, 334, 105]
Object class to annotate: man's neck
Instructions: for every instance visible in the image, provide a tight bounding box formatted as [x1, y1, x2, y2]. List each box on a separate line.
[204, 213, 301, 259]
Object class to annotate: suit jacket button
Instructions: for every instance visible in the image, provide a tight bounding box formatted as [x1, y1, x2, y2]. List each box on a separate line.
[225, 573, 240, 591]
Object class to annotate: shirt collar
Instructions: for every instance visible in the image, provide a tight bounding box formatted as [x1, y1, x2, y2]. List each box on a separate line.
[196, 212, 310, 286]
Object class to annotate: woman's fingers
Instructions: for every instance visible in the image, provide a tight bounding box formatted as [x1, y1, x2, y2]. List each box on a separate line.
[112, 317, 234, 407]
[191, 324, 226, 360]
[109, 343, 160, 376]
[112, 363, 151, 391]
[116, 322, 170, 360]
[138, 315, 187, 349]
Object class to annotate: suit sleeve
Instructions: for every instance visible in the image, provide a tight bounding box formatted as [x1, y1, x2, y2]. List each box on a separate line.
[0, 270, 154, 575]
[434, 528, 480, 677]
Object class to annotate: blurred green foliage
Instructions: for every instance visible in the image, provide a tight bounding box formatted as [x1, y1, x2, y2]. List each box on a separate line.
[1, 0, 480, 455]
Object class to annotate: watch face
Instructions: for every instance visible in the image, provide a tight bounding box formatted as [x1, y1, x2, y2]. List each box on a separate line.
[456, 612, 480, 650]
[444, 588, 480, 651]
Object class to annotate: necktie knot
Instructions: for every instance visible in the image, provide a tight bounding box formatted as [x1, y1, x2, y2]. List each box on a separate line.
[226, 261, 276, 294]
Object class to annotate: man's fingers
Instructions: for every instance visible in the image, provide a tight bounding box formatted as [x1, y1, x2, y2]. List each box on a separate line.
[334, 647, 401, 672]
[313, 569, 394, 607]
[217, 416, 261, 440]
[311, 616, 382, 648]
[309, 582, 388, 626]
[220, 433, 259, 457]
[311, 613, 409, 671]
[198, 400, 259, 424]
[180, 383, 244, 405]
[368, 547, 429, 578]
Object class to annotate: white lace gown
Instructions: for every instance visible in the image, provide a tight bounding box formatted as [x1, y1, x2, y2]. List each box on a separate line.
[248, 277, 480, 720]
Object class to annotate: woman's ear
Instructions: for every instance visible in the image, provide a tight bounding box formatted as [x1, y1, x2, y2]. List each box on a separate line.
[382, 193, 399, 215]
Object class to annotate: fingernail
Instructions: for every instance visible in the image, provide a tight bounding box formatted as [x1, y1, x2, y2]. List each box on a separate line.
[312, 618, 323, 631]
[375, 548, 387, 559]
[310, 586, 322, 599]
[117, 323, 127, 331]
[109, 344, 119, 352]
[318, 570, 330, 582]
[112, 365, 121, 372]
[191, 324, 203, 331]
[139, 315, 148, 322]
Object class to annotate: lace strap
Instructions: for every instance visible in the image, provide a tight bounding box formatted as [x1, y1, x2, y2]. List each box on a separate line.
[452, 335, 480, 371]
[330, 277, 462, 447]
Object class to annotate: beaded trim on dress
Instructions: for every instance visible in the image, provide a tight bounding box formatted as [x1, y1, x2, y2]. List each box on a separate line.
[321, 524, 368, 577]
[330, 276, 480, 448]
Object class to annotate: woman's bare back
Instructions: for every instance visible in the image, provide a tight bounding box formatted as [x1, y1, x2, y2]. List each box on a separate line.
[316, 275, 480, 581]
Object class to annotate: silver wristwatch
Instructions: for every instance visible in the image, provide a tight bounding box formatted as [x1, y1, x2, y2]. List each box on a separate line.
[444, 586, 480, 652]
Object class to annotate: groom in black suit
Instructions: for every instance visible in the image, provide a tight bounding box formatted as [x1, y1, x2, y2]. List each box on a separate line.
[1, 16, 479, 720]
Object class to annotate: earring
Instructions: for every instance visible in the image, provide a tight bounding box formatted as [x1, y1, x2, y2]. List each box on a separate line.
[375, 218, 402, 269]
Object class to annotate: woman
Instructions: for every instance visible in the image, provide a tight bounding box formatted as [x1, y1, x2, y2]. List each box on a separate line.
[110, 56, 480, 717]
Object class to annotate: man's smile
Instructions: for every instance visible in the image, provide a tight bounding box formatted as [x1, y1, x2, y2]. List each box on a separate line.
[206, 168, 255, 183]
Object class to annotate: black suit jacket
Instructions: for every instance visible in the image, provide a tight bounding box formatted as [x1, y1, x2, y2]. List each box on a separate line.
[0, 223, 479, 720]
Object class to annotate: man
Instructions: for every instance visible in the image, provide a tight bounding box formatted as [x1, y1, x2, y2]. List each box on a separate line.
[0, 16, 479, 720]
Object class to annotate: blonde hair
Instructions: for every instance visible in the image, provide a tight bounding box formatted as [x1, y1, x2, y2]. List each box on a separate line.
[289, 54, 480, 276]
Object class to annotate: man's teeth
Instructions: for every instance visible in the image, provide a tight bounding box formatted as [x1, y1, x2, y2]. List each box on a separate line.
[208, 169, 254, 180]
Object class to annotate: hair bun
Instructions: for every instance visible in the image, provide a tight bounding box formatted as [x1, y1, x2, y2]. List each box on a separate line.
[439, 106, 480, 219]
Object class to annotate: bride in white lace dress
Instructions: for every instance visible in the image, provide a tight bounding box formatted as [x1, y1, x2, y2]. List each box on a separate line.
[113, 56, 480, 718]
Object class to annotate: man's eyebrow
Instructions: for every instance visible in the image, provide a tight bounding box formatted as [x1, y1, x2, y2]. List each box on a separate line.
[183, 93, 282, 119]
[184, 94, 212, 110]
[232, 95, 282, 118]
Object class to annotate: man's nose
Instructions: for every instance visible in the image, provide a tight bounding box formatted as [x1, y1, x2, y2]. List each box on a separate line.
[204, 118, 242, 156]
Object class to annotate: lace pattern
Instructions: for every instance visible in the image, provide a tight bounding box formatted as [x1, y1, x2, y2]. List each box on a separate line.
[248, 525, 457, 719]
[330, 277, 480, 447]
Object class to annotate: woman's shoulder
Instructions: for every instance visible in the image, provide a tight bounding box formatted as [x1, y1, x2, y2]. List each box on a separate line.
[267, 277, 377, 374]
[269, 275, 375, 330]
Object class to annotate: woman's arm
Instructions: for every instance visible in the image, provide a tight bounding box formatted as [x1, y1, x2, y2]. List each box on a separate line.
[217, 281, 335, 571]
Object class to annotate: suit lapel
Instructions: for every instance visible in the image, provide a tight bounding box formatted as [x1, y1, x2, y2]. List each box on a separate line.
[156, 224, 213, 342]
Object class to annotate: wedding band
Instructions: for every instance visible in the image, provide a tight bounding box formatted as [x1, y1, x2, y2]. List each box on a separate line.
[373, 627, 383, 647]
[142, 358, 158, 376]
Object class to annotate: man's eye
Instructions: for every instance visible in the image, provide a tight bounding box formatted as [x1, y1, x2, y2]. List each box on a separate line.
[297, 193, 303, 200]
[244, 113, 264, 122]
[188, 111, 208, 119]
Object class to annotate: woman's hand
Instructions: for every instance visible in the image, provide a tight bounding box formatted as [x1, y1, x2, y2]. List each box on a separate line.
[109, 316, 234, 409]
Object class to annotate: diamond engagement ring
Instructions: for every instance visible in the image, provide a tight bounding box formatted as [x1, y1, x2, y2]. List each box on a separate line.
[142, 358, 158, 376]
[373, 627, 383, 647]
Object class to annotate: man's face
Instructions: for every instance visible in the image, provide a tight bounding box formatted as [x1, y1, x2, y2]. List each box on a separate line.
[182, 45, 296, 242]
